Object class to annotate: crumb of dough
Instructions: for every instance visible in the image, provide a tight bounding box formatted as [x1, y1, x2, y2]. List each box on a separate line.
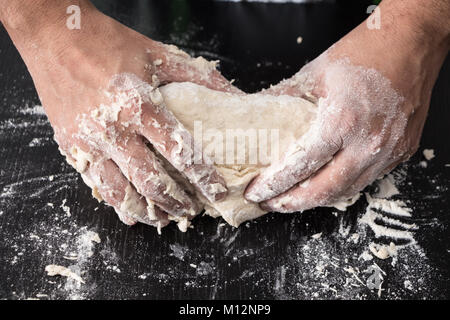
[423, 149, 435, 161]
[296, 36, 303, 44]
[45, 265, 85, 284]
[311, 232, 322, 239]
[369, 242, 397, 260]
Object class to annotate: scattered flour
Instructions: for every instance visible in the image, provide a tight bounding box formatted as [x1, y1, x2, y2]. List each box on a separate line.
[1, 91, 446, 300]
[45, 265, 84, 284]
[423, 149, 435, 161]
[359, 175, 417, 261]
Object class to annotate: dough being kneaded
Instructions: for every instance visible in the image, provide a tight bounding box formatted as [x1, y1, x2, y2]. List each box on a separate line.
[159, 82, 317, 227]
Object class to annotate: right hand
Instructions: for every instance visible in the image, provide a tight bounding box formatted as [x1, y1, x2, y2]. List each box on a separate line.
[14, 5, 238, 229]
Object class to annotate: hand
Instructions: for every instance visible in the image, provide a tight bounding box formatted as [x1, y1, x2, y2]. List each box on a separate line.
[2, 1, 237, 229]
[245, 0, 450, 212]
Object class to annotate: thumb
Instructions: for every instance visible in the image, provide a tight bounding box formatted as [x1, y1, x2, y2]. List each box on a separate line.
[152, 43, 241, 94]
[245, 121, 342, 203]
[261, 57, 325, 100]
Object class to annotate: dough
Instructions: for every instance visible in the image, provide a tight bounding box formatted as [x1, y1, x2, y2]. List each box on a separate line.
[159, 82, 317, 227]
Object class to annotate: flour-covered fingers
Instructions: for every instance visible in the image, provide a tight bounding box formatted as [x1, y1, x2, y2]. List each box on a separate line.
[85, 157, 170, 228]
[139, 101, 228, 203]
[245, 126, 342, 203]
[105, 134, 199, 218]
[59, 141, 171, 228]
[160, 58, 240, 94]
[260, 149, 364, 213]
[59, 143, 137, 225]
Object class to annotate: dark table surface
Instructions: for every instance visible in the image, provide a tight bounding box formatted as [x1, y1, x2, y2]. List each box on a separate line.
[0, 0, 449, 300]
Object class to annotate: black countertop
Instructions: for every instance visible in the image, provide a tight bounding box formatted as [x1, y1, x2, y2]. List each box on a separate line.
[0, 0, 449, 299]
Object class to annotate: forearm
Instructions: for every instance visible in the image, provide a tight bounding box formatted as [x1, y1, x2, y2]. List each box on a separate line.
[0, 0, 94, 36]
[378, 0, 449, 95]
[329, 0, 449, 97]
[0, 0, 96, 59]
[381, 0, 450, 51]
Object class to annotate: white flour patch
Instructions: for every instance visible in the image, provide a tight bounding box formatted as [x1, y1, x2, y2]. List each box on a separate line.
[359, 175, 417, 262]
[423, 149, 435, 161]
[170, 243, 189, 261]
[45, 265, 85, 284]
[373, 174, 399, 199]
[270, 162, 445, 299]
[28, 137, 52, 147]
[41, 228, 102, 299]
[0, 173, 78, 203]
[19, 104, 46, 116]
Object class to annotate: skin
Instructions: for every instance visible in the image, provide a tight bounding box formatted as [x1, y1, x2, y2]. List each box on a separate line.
[1, 0, 449, 221]
[245, 0, 450, 212]
[0, 0, 238, 224]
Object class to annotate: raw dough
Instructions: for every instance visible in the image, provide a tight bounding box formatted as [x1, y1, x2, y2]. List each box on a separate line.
[159, 82, 317, 227]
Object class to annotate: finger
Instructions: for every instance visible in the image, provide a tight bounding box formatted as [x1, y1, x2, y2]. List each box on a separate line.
[260, 148, 365, 213]
[105, 73, 228, 203]
[162, 59, 240, 94]
[245, 125, 342, 203]
[104, 134, 200, 218]
[139, 98, 228, 203]
[261, 61, 323, 100]
[85, 157, 170, 229]
[148, 43, 241, 94]
[60, 142, 171, 229]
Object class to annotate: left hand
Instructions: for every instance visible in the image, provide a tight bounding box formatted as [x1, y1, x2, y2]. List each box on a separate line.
[245, 0, 449, 212]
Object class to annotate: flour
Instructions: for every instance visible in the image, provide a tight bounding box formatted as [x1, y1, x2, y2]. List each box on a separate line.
[359, 174, 417, 262]
[423, 149, 435, 161]
[373, 174, 399, 198]
[3, 81, 445, 301]
[60, 199, 71, 217]
[369, 242, 398, 260]
[311, 232, 322, 239]
[45, 265, 84, 284]
[28, 137, 51, 147]
[0, 173, 78, 202]
[19, 104, 45, 116]
[170, 243, 189, 261]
